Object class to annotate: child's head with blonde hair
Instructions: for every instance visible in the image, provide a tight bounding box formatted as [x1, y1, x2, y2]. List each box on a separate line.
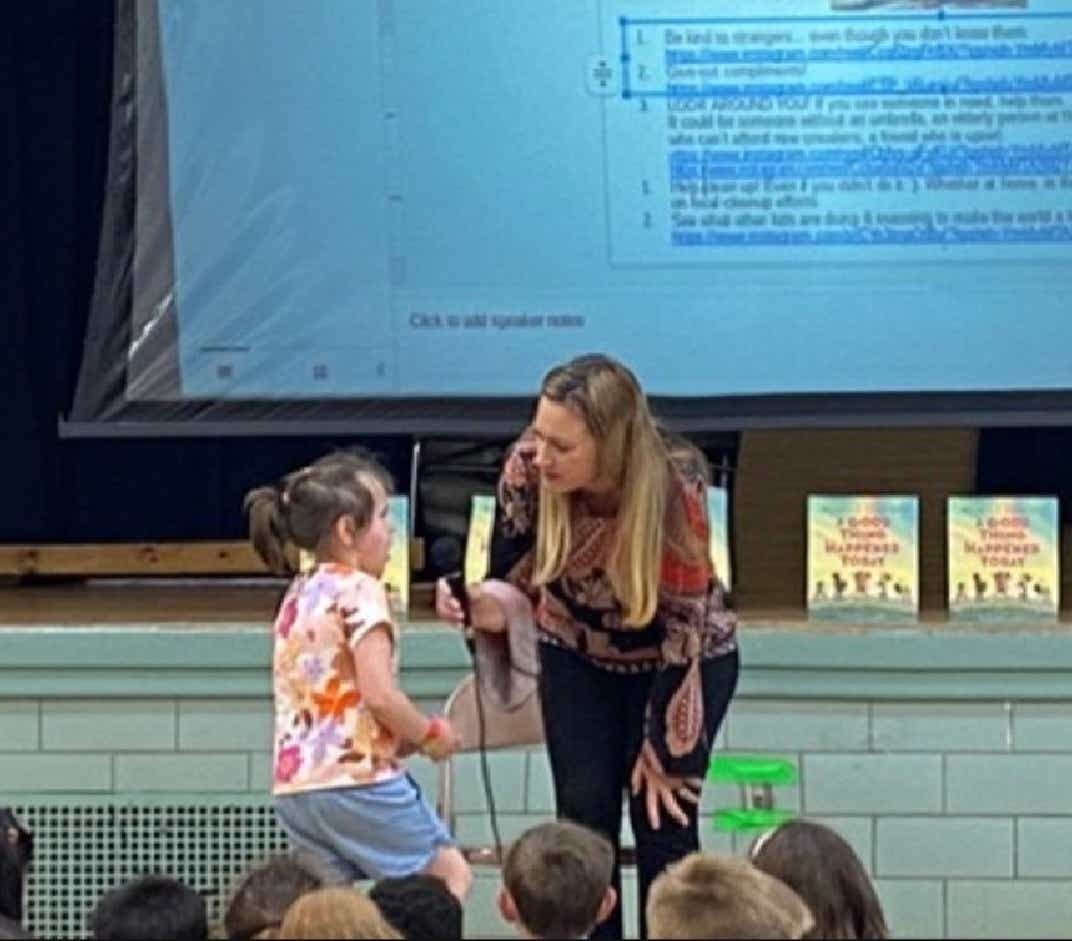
[279, 887, 400, 940]
[647, 851, 814, 940]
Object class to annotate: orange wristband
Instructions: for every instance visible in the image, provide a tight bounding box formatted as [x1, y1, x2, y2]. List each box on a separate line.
[420, 716, 448, 756]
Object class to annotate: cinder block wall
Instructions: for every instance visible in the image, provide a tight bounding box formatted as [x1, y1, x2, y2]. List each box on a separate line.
[5, 626, 1072, 939]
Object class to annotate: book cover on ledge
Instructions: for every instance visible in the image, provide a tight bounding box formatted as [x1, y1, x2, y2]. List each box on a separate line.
[707, 486, 732, 590]
[948, 496, 1059, 622]
[465, 494, 496, 586]
[807, 495, 919, 622]
[382, 495, 410, 619]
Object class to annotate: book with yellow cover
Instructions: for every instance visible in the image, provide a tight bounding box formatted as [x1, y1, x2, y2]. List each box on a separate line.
[707, 486, 731, 590]
[465, 494, 496, 586]
[807, 495, 918, 621]
[381, 495, 410, 619]
[948, 496, 1059, 621]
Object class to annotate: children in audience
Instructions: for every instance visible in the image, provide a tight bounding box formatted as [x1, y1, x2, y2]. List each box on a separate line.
[369, 873, 463, 940]
[278, 887, 400, 939]
[89, 875, 207, 941]
[223, 853, 325, 940]
[0, 809, 32, 928]
[646, 852, 813, 940]
[0, 918, 31, 941]
[750, 819, 889, 940]
[245, 450, 470, 899]
[499, 821, 617, 939]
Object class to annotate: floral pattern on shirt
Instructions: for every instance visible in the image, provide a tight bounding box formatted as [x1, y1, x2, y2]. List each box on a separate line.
[271, 564, 402, 795]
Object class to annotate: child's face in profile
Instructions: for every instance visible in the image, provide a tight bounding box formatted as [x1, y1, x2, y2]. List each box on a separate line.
[354, 478, 393, 579]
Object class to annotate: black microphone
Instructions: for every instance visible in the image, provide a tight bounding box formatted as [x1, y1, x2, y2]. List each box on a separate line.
[429, 534, 463, 579]
[429, 536, 473, 643]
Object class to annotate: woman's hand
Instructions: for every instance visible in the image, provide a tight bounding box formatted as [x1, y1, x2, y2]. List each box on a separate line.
[435, 577, 466, 625]
[434, 578, 506, 632]
[630, 741, 702, 830]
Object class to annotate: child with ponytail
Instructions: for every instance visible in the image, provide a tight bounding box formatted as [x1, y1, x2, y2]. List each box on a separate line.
[245, 450, 471, 899]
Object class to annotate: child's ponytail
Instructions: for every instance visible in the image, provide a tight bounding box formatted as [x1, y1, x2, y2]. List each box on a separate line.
[244, 485, 294, 576]
[244, 448, 392, 577]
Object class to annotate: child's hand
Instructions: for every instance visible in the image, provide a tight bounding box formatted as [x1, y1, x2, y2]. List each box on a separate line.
[420, 716, 462, 761]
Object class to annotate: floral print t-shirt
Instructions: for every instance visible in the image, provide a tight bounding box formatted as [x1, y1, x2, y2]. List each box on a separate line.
[271, 563, 402, 795]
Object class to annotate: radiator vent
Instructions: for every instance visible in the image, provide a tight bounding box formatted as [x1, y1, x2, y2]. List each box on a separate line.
[15, 802, 289, 941]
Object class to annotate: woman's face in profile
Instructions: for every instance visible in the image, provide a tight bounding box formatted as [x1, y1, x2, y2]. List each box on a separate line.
[531, 397, 601, 494]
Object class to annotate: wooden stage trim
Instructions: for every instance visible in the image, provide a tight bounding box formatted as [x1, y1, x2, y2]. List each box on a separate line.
[0, 542, 280, 578]
[0, 584, 281, 624]
[0, 581, 440, 626]
[3, 580, 1066, 631]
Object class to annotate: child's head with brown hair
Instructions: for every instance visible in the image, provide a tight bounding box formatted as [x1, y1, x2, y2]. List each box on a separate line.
[750, 820, 888, 940]
[244, 448, 393, 577]
[278, 887, 400, 940]
[499, 820, 617, 939]
[222, 853, 325, 940]
[646, 852, 814, 940]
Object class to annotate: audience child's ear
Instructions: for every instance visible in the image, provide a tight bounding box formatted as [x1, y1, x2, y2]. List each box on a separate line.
[498, 886, 520, 925]
[595, 886, 618, 928]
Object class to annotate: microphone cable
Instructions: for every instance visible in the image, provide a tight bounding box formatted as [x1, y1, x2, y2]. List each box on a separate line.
[446, 566, 506, 864]
[459, 599, 539, 866]
[466, 629, 503, 864]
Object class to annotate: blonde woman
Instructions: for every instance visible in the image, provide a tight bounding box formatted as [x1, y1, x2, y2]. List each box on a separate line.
[436, 354, 739, 940]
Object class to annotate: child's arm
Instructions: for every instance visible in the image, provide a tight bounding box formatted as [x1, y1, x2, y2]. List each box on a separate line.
[353, 624, 458, 757]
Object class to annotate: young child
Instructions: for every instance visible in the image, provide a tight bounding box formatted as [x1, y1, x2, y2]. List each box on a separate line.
[245, 450, 471, 900]
[369, 873, 463, 941]
[646, 852, 813, 940]
[223, 853, 325, 940]
[750, 819, 888, 940]
[0, 809, 32, 941]
[279, 887, 400, 940]
[89, 876, 207, 941]
[498, 821, 617, 940]
[0, 810, 31, 926]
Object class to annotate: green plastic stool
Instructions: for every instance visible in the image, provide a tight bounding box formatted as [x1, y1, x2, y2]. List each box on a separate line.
[708, 754, 797, 833]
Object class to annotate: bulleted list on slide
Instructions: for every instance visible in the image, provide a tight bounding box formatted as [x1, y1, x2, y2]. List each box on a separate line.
[604, 1, 1072, 265]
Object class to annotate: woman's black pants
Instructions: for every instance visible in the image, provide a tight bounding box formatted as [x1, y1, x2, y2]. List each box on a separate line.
[538, 642, 740, 940]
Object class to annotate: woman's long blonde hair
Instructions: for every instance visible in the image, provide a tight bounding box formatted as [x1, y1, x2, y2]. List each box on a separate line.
[533, 354, 695, 627]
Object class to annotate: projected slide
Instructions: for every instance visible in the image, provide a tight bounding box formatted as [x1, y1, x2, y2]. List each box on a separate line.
[143, 0, 1072, 399]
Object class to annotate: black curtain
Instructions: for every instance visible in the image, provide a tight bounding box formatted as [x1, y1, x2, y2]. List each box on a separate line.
[2, 1, 94, 541]
[2, 1, 410, 544]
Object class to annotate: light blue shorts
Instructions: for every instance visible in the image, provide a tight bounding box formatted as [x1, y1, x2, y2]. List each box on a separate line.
[273, 773, 454, 884]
